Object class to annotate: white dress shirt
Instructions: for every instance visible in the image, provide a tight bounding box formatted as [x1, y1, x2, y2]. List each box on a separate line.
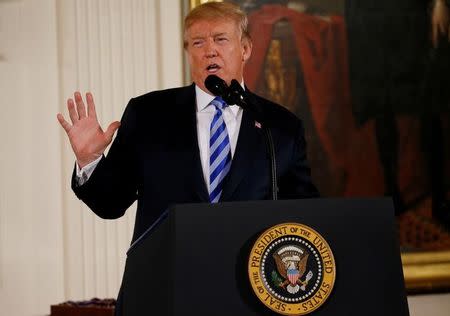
[76, 85, 243, 193]
[195, 85, 243, 192]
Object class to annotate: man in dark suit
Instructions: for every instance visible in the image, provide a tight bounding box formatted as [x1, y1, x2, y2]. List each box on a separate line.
[57, 2, 318, 244]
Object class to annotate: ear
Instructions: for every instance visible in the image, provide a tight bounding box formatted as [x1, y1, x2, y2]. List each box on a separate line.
[241, 38, 252, 63]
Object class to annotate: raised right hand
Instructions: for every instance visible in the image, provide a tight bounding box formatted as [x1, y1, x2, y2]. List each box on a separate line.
[57, 91, 120, 168]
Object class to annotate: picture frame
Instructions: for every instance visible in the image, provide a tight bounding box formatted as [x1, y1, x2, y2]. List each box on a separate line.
[186, 0, 450, 293]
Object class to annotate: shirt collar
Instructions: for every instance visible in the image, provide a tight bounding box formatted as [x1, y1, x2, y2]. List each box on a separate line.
[195, 83, 245, 117]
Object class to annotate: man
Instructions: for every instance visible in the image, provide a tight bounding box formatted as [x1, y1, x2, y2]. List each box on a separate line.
[57, 5, 317, 311]
[57, 2, 318, 243]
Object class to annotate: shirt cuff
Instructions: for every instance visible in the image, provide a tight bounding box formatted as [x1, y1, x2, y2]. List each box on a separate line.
[75, 156, 102, 186]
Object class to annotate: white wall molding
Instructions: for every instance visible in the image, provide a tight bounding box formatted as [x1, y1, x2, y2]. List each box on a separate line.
[0, 0, 183, 314]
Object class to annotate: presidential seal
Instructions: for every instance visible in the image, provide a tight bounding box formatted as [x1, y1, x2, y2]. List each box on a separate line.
[248, 223, 336, 315]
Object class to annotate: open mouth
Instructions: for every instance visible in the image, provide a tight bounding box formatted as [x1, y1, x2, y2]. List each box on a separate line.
[206, 63, 221, 73]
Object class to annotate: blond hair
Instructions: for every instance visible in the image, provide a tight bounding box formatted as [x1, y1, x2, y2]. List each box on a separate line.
[183, 2, 250, 48]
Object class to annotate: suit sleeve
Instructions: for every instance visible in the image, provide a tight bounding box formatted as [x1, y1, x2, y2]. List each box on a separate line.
[278, 119, 320, 199]
[71, 98, 139, 219]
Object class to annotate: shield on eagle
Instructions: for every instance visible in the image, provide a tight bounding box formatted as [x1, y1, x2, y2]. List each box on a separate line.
[287, 267, 300, 285]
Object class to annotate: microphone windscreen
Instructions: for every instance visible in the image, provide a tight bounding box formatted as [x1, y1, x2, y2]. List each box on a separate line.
[229, 79, 244, 94]
[204, 75, 228, 97]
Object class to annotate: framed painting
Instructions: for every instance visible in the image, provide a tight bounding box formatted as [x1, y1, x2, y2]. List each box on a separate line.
[186, 0, 450, 293]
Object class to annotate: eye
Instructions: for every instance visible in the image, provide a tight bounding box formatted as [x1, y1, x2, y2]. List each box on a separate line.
[216, 37, 228, 43]
[192, 39, 204, 47]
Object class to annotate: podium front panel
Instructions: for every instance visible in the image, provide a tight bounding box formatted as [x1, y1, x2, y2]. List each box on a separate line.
[171, 198, 408, 316]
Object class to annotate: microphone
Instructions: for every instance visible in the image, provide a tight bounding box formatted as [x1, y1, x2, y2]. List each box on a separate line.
[228, 79, 248, 109]
[204, 75, 229, 100]
[229, 78, 263, 121]
[204, 75, 249, 111]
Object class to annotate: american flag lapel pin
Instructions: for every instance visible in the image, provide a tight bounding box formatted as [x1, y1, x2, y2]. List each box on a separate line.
[254, 121, 262, 129]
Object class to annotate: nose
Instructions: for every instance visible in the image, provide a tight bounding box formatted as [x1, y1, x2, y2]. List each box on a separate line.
[204, 39, 218, 58]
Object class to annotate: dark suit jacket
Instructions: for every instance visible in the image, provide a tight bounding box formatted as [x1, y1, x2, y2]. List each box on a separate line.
[72, 84, 318, 242]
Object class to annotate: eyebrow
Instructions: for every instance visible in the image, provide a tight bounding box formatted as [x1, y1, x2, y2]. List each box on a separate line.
[190, 32, 228, 40]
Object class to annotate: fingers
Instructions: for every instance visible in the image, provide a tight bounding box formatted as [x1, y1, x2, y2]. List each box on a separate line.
[67, 91, 96, 123]
[74, 91, 87, 119]
[67, 98, 79, 124]
[86, 92, 97, 119]
[57, 113, 71, 133]
[105, 121, 121, 141]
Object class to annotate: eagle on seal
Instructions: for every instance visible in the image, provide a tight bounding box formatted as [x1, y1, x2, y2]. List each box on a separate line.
[273, 245, 311, 294]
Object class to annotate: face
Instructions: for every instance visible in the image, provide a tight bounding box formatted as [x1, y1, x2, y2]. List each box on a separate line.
[185, 18, 252, 93]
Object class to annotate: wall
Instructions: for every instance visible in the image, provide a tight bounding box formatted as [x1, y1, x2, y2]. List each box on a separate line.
[0, 1, 64, 315]
[408, 293, 450, 316]
[0, 0, 182, 315]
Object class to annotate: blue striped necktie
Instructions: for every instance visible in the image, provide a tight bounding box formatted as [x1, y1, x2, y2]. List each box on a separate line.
[209, 96, 232, 203]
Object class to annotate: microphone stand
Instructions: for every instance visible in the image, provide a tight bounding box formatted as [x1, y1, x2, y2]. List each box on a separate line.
[228, 81, 278, 201]
[264, 126, 278, 200]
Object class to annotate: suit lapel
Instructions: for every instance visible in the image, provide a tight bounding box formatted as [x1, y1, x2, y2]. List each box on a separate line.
[174, 85, 209, 202]
[220, 108, 265, 201]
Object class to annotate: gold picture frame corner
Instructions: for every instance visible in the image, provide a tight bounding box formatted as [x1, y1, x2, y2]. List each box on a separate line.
[189, 0, 223, 10]
[402, 250, 450, 293]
